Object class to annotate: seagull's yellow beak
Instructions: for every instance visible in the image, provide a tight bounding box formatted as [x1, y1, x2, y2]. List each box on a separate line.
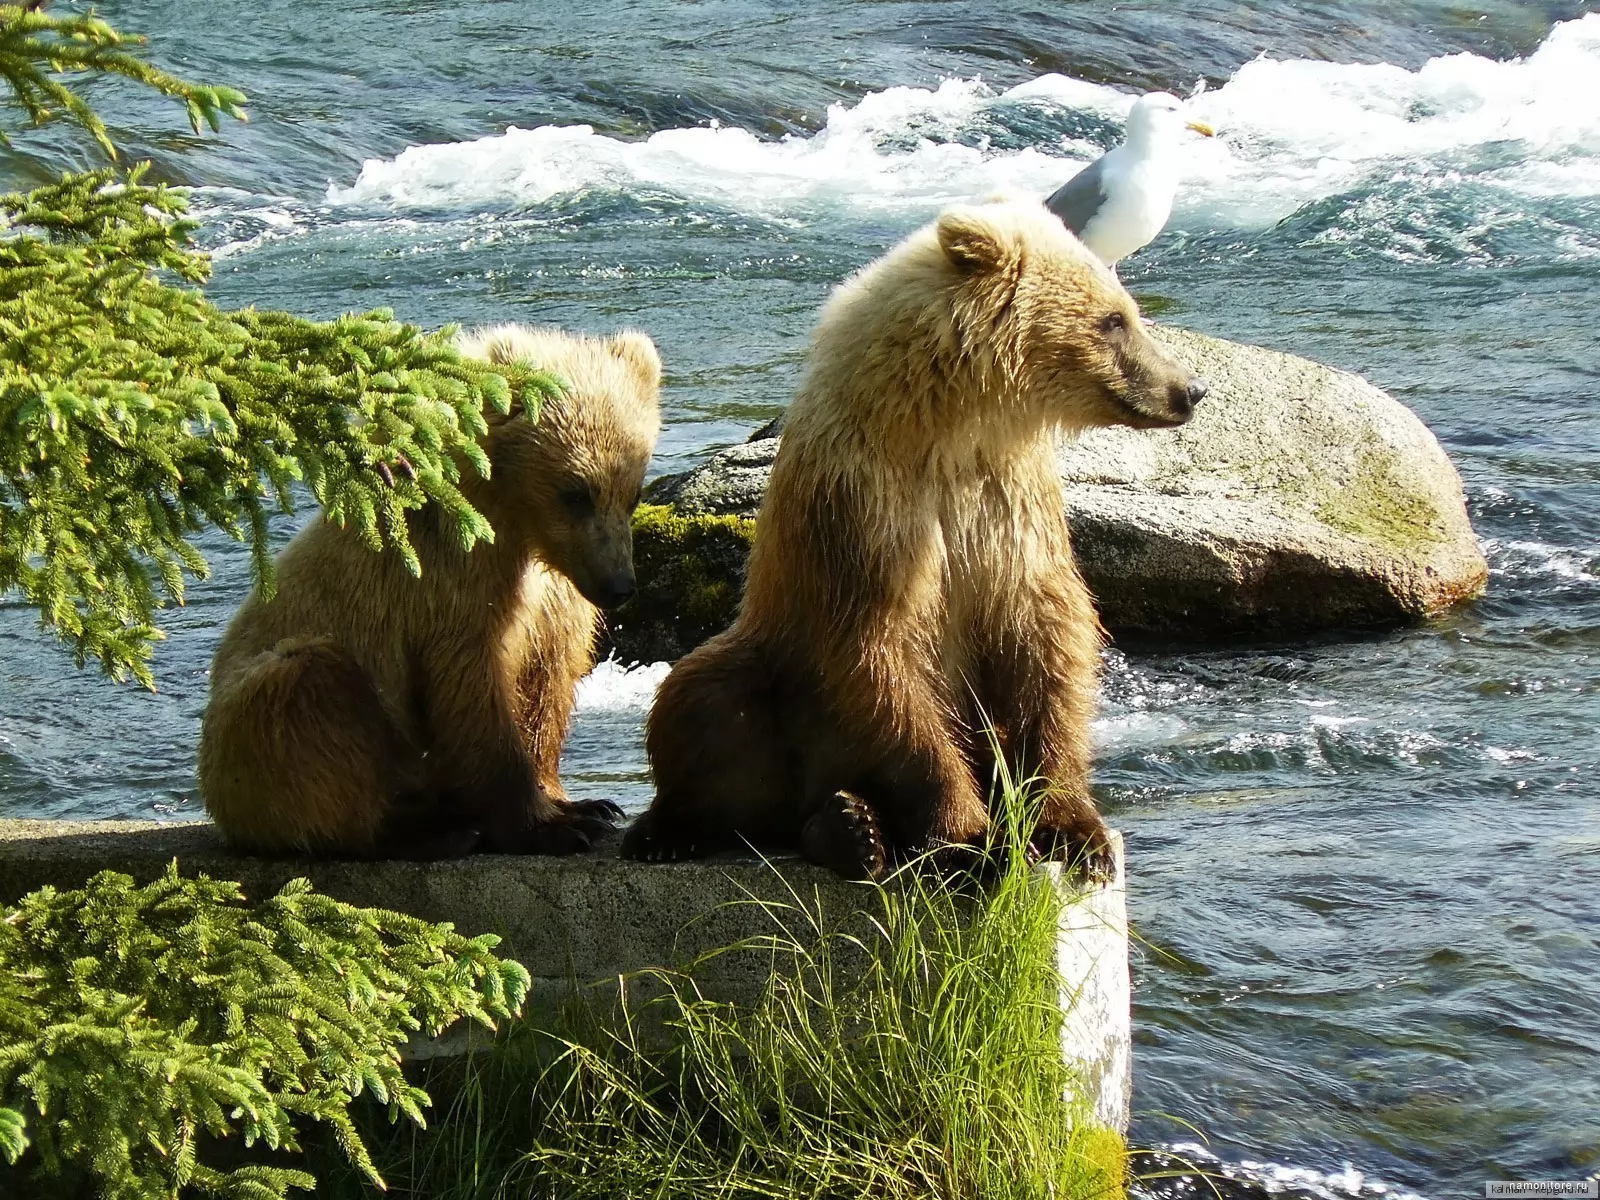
[1186, 120, 1217, 137]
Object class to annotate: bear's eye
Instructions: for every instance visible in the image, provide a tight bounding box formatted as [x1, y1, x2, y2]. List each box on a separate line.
[559, 486, 596, 519]
[1101, 311, 1129, 335]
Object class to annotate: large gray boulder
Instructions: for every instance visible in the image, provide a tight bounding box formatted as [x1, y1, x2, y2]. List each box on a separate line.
[1056, 326, 1487, 636]
[621, 326, 1485, 655]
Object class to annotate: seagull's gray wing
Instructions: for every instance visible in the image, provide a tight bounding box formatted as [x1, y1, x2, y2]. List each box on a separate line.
[1044, 154, 1109, 235]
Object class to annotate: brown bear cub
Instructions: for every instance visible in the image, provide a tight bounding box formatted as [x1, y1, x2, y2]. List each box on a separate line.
[623, 198, 1205, 880]
[199, 325, 662, 858]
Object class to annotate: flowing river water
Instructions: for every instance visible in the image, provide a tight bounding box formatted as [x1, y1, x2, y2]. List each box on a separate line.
[1, 1, 1597, 1193]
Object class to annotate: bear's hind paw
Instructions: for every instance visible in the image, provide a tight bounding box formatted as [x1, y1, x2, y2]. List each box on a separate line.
[1031, 817, 1117, 883]
[378, 826, 484, 861]
[572, 797, 624, 820]
[800, 790, 887, 881]
[482, 810, 600, 856]
[566, 797, 625, 836]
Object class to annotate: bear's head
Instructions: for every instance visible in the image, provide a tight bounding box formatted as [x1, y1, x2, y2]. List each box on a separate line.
[463, 325, 662, 609]
[934, 199, 1205, 432]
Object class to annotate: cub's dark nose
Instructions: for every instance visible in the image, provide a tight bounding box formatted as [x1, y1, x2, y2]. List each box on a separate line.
[595, 570, 636, 609]
[1167, 377, 1208, 419]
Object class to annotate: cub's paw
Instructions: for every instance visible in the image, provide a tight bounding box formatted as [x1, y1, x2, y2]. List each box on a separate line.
[1031, 813, 1117, 883]
[620, 812, 710, 863]
[386, 826, 484, 861]
[484, 810, 601, 856]
[566, 798, 626, 838]
[572, 797, 625, 820]
[800, 790, 887, 881]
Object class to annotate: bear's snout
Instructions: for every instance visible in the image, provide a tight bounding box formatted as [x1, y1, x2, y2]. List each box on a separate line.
[591, 568, 637, 609]
[1168, 377, 1208, 420]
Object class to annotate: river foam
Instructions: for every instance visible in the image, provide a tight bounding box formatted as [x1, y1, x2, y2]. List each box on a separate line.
[326, 15, 1600, 231]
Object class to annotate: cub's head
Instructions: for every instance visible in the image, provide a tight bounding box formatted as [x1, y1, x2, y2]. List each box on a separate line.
[461, 324, 662, 609]
[935, 199, 1206, 431]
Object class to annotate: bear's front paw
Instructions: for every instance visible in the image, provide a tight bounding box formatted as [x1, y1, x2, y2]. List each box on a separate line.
[800, 790, 887, 881]
[483, 812, 597, 856]
[619, 812, 710, 863]
[1031, 813, 1117, 883]
[566, 797, 625, 837]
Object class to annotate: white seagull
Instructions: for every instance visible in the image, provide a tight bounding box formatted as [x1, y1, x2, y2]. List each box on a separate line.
[1045, 92, 1214, 269]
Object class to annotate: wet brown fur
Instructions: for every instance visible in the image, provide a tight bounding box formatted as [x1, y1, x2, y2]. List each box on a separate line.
[198, 325, 661, 857]
[624, 198, 1203, 878]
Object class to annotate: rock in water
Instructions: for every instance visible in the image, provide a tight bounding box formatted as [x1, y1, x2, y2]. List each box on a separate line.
[616, 327, 1486, 659]
[1058, 325, 1487, 637]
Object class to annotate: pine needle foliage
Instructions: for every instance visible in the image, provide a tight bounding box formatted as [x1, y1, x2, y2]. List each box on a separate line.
[0, 3, 248, 157]
[0, 167, 561, 687]
[0, 863, 532, 1199]
[0, 8, 563, 686]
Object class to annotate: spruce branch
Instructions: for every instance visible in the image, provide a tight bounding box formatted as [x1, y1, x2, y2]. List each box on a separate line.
[0, 4, 248, 157]
[0, 9, 574, 686]
[0, 168, 563, 686]
[0, 864, 531, 1199]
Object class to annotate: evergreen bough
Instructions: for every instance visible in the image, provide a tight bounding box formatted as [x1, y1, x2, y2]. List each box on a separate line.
[0, 5, 561, 686]
[0, 3, 246, 157]
[0, 864, 532, 1198]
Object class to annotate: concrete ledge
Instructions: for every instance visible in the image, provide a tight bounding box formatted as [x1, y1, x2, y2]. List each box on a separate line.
[0, 818, 1131, 1130]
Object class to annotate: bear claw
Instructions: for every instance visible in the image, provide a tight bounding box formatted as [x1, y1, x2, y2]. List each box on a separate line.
[566, 797, 625, 837]
[575, 798, 625, 820]
[1030, 819, 1117, 883]
[639, 842, 702, 862]
[619, 814, 709, 863]
[800, 790, 886, 881]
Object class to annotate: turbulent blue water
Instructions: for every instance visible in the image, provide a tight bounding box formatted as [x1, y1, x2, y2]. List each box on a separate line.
[2, 1, 1598, 1194]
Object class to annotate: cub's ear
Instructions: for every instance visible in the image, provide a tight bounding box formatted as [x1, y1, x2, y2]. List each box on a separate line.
[937, 206, 1011, 273]
[608, 331, 662, 388]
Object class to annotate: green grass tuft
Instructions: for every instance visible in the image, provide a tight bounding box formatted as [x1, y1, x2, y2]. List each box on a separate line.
[322, 776, 1126, 1200]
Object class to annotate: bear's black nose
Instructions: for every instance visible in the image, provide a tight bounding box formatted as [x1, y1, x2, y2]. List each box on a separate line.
[596, 570, 636, 608]
[1167, 377, 1207, 419]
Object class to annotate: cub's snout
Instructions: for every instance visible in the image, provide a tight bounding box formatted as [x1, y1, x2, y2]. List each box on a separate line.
[1159, 376, 1209, 424]
[1112, 321, 1208, 428]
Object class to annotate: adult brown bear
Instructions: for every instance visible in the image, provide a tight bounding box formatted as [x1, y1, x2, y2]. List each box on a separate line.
[623, 198, 1204, 879]
[199, 325, 661, 858]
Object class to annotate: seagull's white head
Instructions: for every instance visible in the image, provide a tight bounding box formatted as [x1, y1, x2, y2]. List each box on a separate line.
[1125, 91, 1215, 150]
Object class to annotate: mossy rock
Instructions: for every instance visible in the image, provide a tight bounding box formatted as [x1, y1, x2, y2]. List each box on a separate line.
[1070, 1125, 1129, 1200]
[625, 327, 1487, 650]
[603, 504, 756, 663]
[1055, 326, 1487, 637]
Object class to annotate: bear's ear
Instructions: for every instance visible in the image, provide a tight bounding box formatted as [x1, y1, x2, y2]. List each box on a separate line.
[608, 331, 662, 388]
[937, 206, 1011, 274]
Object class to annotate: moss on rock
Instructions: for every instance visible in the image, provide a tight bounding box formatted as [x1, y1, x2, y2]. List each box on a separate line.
[1315, 445, 1448, 552]
[602, 503, 756, 663]
[1071, 1125, 1129, 1200]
